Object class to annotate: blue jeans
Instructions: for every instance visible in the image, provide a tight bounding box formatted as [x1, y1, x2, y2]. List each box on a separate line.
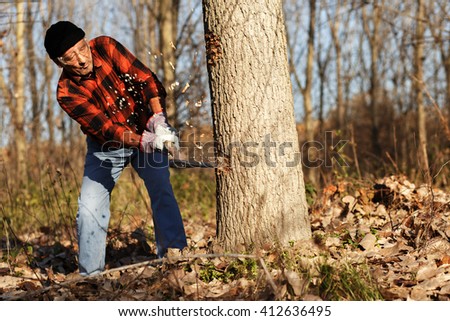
[77, 137, 187, 275]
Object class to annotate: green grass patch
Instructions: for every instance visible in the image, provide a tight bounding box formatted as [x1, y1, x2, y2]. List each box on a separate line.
[317, 261, 383, 301]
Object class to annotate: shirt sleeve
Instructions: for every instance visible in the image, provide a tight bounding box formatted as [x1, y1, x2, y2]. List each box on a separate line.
[57, 81, 127, 144]
[106, 36, 167, 102]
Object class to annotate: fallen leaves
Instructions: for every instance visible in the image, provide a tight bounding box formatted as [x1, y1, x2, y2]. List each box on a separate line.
[284, 269, 307, 296]
[1, 175, 449, 301]
[311, 175, 450, 301]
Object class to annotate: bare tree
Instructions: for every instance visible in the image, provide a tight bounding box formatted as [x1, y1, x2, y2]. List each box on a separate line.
[427, 0, 450, 127]
[41, 1, 57, 149]
[316, 20, 331, 136]
[361, 0, 384, 157]
[122, 0, 205, 128]
[286, 0, 317, 185]
[10, 1, 27, 182]
[202, 0, 311, 251]
[413, 0, 430, 183]
[134, 0, 150, 63]
[326, 0, 346, 130]
[26, 2, 42, 155]
[159, 0, 179, 126]
[392, 17, 413, 175]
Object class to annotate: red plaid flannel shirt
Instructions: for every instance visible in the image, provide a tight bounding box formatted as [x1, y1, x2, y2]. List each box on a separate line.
[57, 36, 166, 147]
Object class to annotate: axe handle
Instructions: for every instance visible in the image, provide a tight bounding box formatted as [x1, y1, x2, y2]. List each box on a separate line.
[164, 141, 216, 168]
[169, 158, 217, 169]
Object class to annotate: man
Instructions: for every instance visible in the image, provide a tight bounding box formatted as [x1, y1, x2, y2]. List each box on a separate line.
[44, 21, 187, 276]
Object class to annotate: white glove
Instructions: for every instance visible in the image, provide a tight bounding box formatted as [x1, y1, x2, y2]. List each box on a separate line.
[155, 126, 180, 152]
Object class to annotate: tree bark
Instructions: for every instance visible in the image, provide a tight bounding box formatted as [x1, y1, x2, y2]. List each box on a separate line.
[202, 0, 311, 252]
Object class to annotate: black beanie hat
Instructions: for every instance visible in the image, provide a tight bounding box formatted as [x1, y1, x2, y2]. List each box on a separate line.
[44, 21, 85, 59]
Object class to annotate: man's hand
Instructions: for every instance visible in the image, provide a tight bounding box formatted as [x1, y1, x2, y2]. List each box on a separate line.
[140, 129, 179, 154]
[145, 112, 179, 155]
[156, 126, 179, 155]
[146, 112, 169, 133]
[140, 131, 157, 153]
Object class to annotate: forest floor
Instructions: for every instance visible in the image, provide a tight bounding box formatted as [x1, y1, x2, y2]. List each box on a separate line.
[1, 175, 449, 301]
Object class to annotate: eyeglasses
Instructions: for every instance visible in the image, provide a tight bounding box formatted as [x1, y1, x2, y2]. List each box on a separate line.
[57, 39, 90, 64]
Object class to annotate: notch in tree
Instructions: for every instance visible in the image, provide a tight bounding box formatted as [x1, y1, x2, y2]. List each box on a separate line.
[201, 0, 311, 252]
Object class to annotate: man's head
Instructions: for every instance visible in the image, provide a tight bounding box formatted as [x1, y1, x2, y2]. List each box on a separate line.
[44, 21, 93, 77]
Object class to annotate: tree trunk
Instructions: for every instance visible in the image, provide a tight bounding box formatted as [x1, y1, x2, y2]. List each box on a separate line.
[427, 0, 450, 131]
[13, 1, 27, 183]
[316, 40, 328, 137]
[147, 1, 158, 71]
[446, 60, 450, 127]
[362, 2, 383, 157]
[327, 2, 344, 130]
[303, 0, 316, 144]
[26, 4, 41, 156]
[287, 0, 317, 185]
[45, 59, 55, 148]
[202, 0, 311, 252]
[414, 0, 430, 183]
[131, 0, 147, 62]
[437, 22, 450, 130]
[159, 0, 179, 126]
[303, 0, 317, 185]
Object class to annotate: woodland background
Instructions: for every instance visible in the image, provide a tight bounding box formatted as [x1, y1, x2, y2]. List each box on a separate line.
[0, 0, 450, 301]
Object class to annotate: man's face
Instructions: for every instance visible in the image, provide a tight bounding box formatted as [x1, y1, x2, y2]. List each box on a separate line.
[57, 39, 93, 77]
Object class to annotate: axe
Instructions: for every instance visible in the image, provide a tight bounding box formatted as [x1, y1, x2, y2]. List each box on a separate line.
[169, 158, 218, 169]
[164, 142, 227, 169]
